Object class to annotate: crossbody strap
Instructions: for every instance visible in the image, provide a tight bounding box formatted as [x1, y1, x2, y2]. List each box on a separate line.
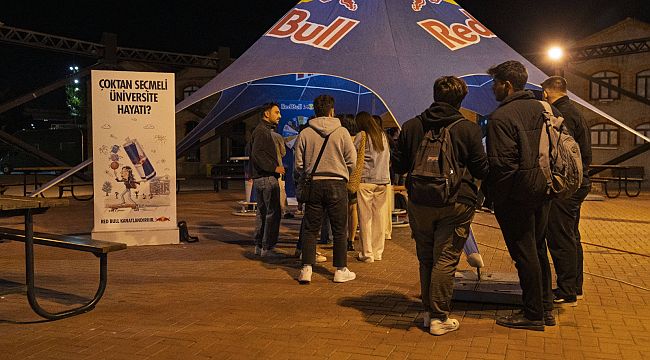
[310, 133, 332, 177]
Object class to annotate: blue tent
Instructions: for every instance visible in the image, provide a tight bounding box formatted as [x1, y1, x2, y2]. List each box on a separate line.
[176, 0, 646, 153]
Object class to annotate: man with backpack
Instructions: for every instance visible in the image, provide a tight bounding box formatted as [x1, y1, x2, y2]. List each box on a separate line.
[294, 95, 357, 284]
[395, 76, 488, 335]
[486, 60, 562, 331]
[542, 76, 592, 306]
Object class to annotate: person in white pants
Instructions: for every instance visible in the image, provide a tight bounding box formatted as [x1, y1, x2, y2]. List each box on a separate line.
[354, 112, 391, 263]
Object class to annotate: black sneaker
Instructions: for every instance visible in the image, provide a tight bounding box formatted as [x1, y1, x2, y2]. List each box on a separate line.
[544, 311, 556, 326]
[496, 311, 544, 331]
[283, 213, 295, 219]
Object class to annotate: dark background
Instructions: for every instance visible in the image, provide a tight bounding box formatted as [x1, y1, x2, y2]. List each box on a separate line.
[1, 0, 648, 113]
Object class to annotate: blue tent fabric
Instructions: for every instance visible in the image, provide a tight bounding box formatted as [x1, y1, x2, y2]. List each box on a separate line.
[176, 0, 649, 152]
[176, 74, 387, 155]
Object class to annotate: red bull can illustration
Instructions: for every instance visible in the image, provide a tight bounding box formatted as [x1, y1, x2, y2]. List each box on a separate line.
[123, 138, 156, 181]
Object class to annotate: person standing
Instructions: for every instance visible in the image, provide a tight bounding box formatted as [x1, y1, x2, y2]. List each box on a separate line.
[355, 112, 391, 263]
[395, 76, 488, 335]
[251, 102, 285, 257]
[486, 61, 558, 331]
[271, 131, 293, 219]
[294, 95, 357, 283]
[541, 76, 592, 305]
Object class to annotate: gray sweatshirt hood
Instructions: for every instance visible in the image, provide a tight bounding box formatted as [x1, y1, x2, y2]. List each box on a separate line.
[309, 116, 341, 137]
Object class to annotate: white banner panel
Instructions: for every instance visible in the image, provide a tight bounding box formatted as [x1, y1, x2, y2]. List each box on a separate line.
[91, 70, 178, 246]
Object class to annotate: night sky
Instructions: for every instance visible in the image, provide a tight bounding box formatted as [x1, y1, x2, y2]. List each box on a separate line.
[1, 0, 648, 111]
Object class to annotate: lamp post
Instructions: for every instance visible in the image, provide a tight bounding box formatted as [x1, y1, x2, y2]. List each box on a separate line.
[547, 46, 565, 77]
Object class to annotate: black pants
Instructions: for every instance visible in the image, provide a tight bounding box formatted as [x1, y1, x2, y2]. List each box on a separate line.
[495, 200, 552, 321]
[301, 180, 348, 267]
[409, 201, 474, 321]
[547, 184, 590, 300]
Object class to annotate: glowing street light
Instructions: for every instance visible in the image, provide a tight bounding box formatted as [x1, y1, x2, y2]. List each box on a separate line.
[547, 46, 565, 76]
[547, 46, 564, 61]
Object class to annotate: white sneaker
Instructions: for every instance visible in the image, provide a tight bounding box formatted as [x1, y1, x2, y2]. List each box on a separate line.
[255, 246, 262, 256]
[423, 313, 431, 328]
[298, 265, 312, 284]
[429, 318, 460, 336]
[333, 267, 356, 283]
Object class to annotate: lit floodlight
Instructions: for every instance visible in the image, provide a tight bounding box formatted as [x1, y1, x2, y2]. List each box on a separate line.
[74, 79, 79, 84]
[547, 46, 564, 61]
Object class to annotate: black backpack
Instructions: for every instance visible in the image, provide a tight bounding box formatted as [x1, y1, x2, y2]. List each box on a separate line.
[408, 118, 465, 207]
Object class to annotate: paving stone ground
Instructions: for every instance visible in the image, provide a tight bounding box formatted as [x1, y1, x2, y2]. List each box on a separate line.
[0, 187, 649, 360]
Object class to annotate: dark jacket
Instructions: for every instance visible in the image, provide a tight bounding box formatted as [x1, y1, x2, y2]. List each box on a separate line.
[486, 90, 561, 206]
[395, 102, 489, 207]
[250, 120, 280, 179]
[552, 95, 592, 186]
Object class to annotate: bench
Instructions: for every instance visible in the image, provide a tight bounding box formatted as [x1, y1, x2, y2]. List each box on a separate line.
[0, 227, 126, 320]
[57, 181, 93, 201]
[211, 176, 246, 192]
[0, 182, 44, 196]
[591, 166, 644, 198]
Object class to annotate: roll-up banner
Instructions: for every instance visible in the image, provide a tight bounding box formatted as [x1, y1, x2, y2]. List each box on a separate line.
[91, 70, 178, 246]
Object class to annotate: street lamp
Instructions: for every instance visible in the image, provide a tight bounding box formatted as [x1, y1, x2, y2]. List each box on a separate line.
[547, 46, 565, 76]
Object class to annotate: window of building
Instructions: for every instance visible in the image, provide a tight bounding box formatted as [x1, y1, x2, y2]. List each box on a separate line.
[636, 70, 650, 99]
[590, 123, 619, 147]
[183, 85, 200, 99]
[635, 123, 650, 145]
[185, 121, 200, 161]
[590, 71, 620, 100]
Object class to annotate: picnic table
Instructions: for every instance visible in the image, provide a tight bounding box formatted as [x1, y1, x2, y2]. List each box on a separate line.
[589, 164, 645, 198]
[12, 166, 72, 196]
[0, 195, 125, 320]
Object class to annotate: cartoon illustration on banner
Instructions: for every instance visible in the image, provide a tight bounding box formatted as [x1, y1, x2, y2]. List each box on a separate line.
[91, 70, 176, 235]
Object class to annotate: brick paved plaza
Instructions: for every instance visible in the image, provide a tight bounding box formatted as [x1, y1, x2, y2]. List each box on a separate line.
[1, 188, 649, 359]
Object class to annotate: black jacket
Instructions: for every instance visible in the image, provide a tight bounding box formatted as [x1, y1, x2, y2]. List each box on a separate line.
[486, 90, 561, 206]
[552, 95, 592, 186]
[250, 120, 280, 179]
[395, 102, 489, 207]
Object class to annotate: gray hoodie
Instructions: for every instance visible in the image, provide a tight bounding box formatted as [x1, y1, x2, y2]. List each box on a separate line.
[294, 117, 356, 182]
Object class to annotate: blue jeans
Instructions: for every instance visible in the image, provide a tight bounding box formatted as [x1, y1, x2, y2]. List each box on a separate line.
[253, 176, 281, 250]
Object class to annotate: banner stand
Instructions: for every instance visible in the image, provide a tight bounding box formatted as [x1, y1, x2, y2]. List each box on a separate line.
[90, 70, 179, 246]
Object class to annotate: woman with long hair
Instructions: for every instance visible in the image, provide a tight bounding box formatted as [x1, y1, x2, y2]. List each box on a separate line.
[354, 112, 390, 262]
[341, 115, 363, 252]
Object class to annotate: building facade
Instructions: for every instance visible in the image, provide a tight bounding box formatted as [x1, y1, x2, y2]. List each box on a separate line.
[565, 18, 650, 188]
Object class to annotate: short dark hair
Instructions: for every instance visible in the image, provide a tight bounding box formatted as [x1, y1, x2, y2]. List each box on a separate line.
[433, 76, 468, 109]
[260, 102, 279, 117]
[313, 95, 335, 117]
[541, 76, 567, 93]
[487, 60, 528, 91]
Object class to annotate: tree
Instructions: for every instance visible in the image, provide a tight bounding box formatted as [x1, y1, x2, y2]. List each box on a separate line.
[102, 181, 112, 196]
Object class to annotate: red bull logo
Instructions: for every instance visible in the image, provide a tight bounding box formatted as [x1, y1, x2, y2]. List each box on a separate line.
[412, 0, 443, 12]
[418, 9, 495, 51]
[266, 8, 359, 50]
[301, 0, 358, 12]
